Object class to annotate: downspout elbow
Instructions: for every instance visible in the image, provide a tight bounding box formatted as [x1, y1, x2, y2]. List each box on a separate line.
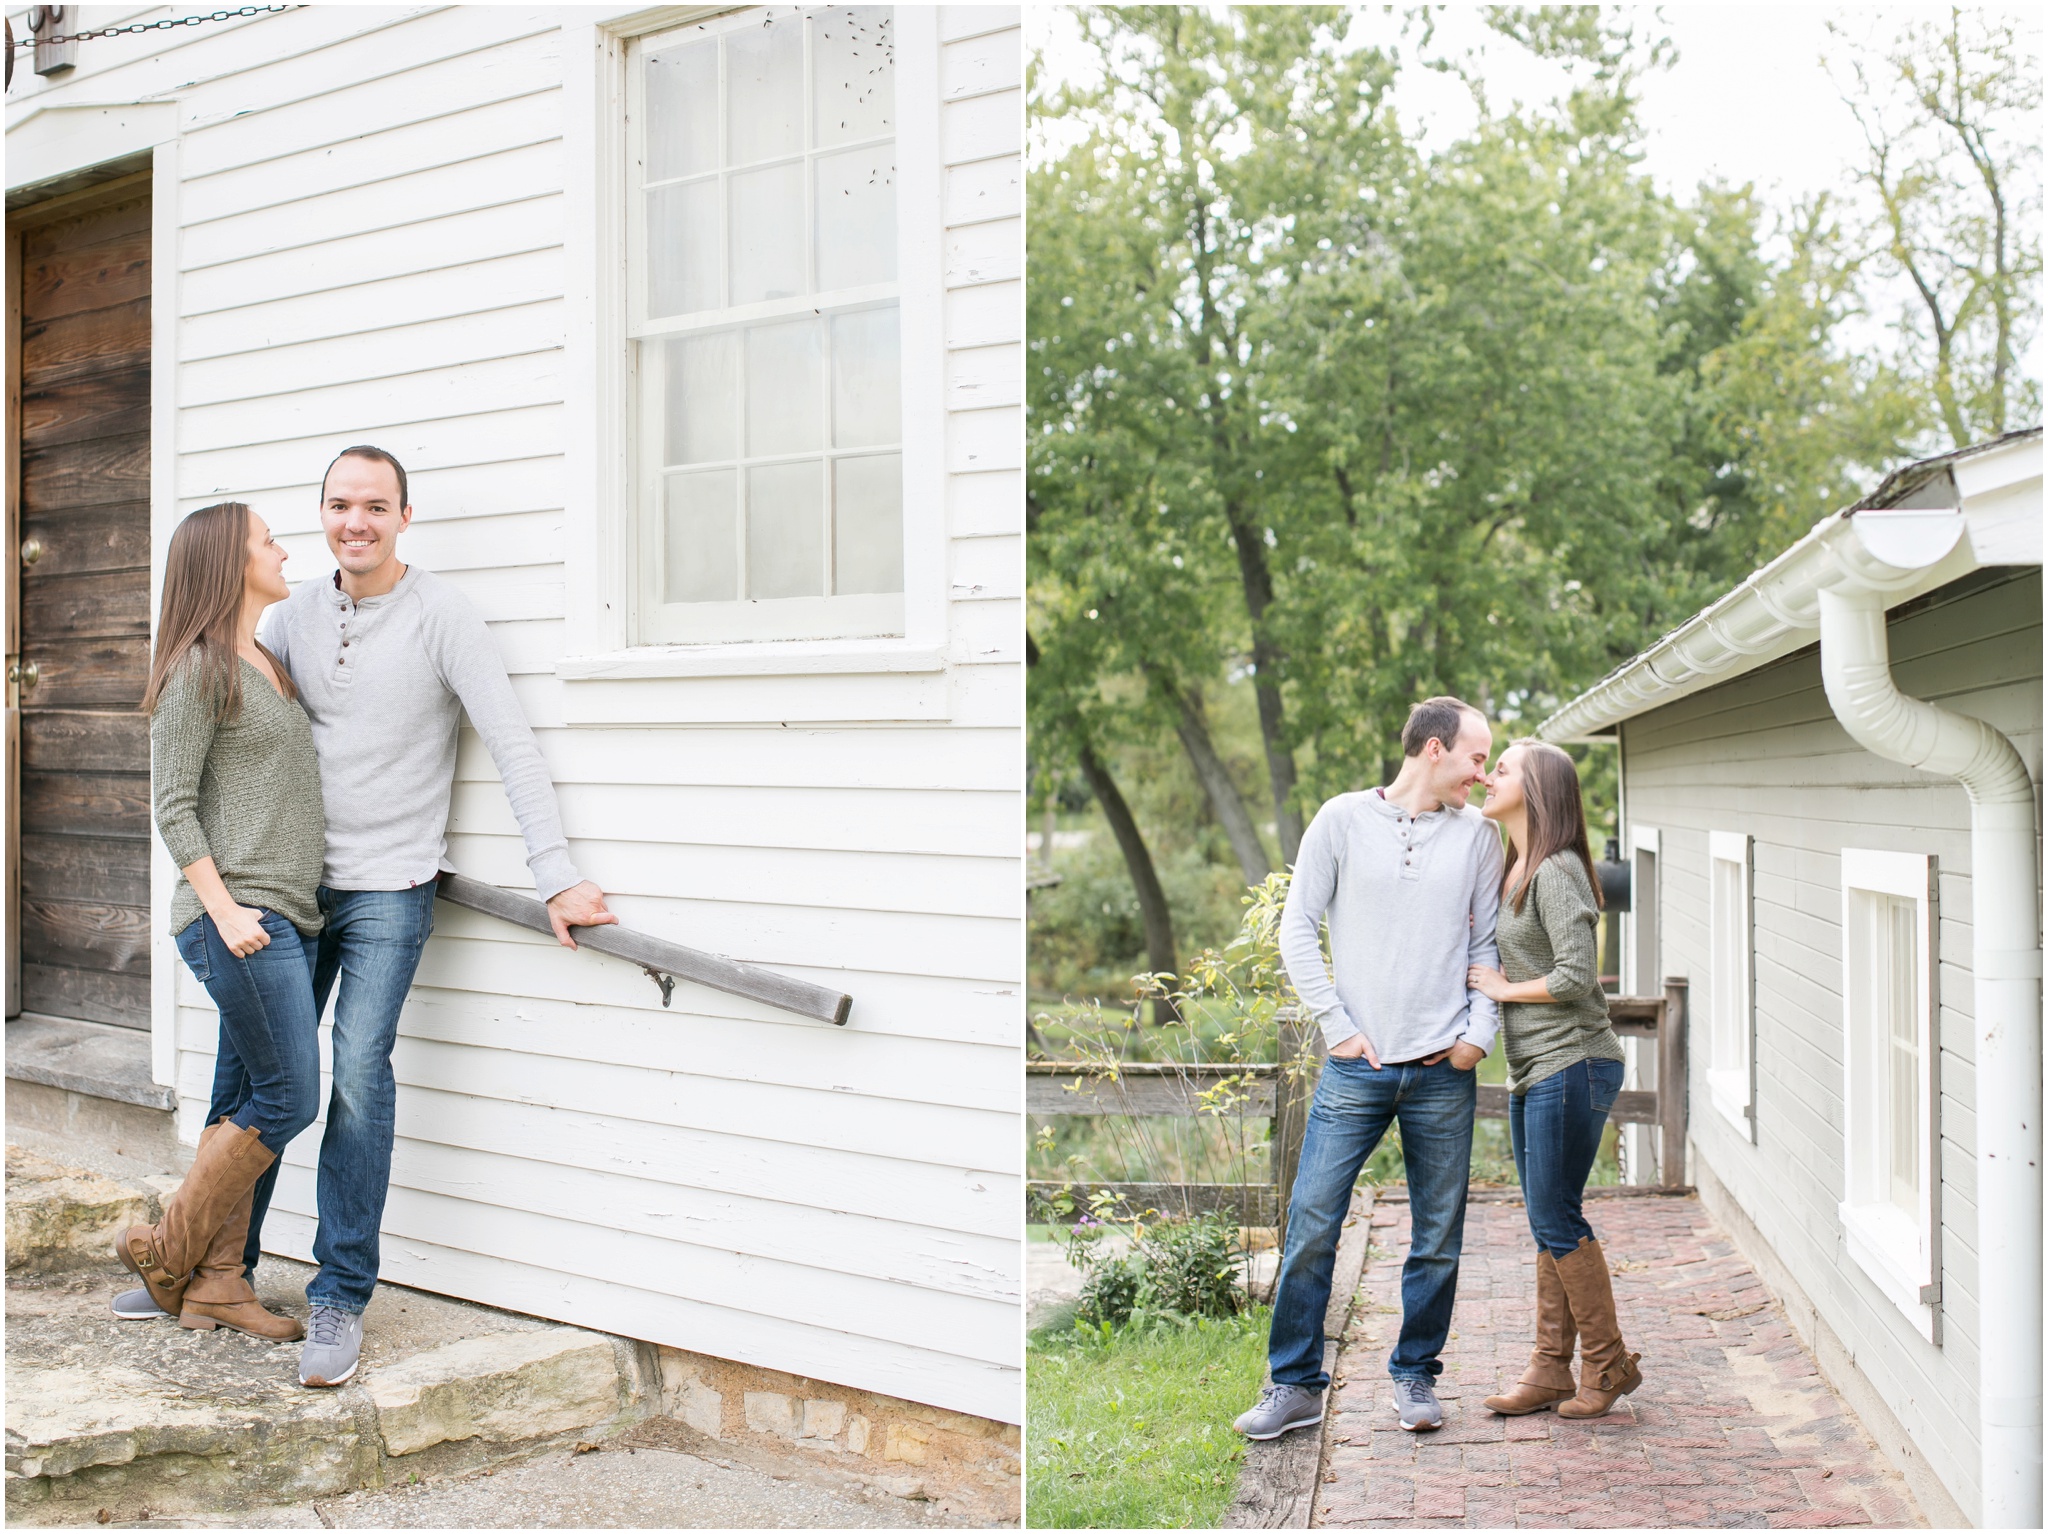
[1817, 586, 2035, 809]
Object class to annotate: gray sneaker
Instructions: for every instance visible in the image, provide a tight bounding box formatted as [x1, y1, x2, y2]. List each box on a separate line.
[1393, 1376, 1443, 1431]
[1232, 1383, 1325, 1440]
[299, 1306, 364, 1387]
[111, 1286, 172, 1320]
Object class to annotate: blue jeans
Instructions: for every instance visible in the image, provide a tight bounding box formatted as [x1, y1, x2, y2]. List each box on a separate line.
[189, 911, 324, 1280]
[1509, 1057, 1625, 1257]
[299, 883, 438, 1314]
[1269, 1056, 1478, 1389]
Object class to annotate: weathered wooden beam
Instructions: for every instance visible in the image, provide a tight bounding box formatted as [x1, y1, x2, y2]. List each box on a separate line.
[435, 872, 852, 1027]
[1026, 1064, 1280, 1117]
[1476, 1084, 1660, 1124]
[1606, 995, 1664, 1023]
[1661, 977, 1690, 1188]
[1027, 1181, 1280, 1226]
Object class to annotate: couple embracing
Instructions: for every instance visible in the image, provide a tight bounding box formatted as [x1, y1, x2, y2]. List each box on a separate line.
[1237, 696, 1642, 1441]
[114, 446, 614, 1387]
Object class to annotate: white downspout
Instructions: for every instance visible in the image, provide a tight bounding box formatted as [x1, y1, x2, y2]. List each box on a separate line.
[1818, 566, 2042, 1528]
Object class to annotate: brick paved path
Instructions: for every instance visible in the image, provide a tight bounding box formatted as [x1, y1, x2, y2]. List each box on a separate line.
[1313, 1196, 1925, 1529]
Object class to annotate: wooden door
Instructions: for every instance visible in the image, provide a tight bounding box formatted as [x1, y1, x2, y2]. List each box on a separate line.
[8, 177, 153, 1029]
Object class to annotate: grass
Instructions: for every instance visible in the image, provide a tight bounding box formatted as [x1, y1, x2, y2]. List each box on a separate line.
[1027, 1308, 1270, 1529]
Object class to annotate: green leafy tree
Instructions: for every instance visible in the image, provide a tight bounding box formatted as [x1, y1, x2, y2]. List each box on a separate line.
[1831, 7, 2042, 447]
[1028, 5, 1934, 986]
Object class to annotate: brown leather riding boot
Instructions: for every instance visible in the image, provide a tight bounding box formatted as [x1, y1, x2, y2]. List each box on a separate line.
[179, 1179, 303, 1341]
[1554, 1236, 1642, 1419]
[115, 1119, 275, 1317]
[1484, 1248, 1578, 1414]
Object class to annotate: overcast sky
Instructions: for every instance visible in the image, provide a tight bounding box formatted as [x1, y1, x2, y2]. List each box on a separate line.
[1029, 6, 2021, 204]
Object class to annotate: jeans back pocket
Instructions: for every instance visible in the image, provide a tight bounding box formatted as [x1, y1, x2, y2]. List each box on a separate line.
[1588, 1057, 1625, 1115]
[176, 923, 212, 983]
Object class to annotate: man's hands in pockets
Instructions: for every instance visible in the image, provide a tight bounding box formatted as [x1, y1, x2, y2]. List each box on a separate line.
[1420, 1041, 1486, 1071]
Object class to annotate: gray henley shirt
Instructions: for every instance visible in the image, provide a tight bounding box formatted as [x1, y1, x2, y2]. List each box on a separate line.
[1278, 788, 1504, 1060]
[261, 566, 581, 900]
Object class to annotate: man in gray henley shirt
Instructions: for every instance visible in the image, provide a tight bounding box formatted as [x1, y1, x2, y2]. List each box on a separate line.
[1235, 697, 1503, 1441]
[259, 445, 616, 1388]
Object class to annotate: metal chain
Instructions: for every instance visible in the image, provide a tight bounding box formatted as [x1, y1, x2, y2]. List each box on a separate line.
[12, 6, 302, 50]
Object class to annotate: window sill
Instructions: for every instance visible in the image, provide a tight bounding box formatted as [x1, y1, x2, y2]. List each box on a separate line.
[1840, 1200, 1939, 1343]
[553, 641, 952, 727]
[1706, 1069, 1753, 1139]
[557, 640, 946, 682]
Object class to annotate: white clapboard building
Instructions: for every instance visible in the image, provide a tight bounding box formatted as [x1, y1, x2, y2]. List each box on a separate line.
[1541, 431, 2041, 1527]
[5, 3, 1023, 1427]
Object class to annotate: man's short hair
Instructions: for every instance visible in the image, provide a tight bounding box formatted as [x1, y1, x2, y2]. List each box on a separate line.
[321, 444, 409, 510]
[1401, 696, 1482, 758]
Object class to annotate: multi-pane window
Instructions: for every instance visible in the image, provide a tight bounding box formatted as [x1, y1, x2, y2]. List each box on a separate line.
[1879, 895, 1920, 1214]
[630, 6, 904, 643]
[1707, 831, 1754, 1134]
[1840, 850, 1939, 1339]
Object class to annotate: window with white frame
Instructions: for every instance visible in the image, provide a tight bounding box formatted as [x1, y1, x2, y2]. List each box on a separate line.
[1840, 849, 1940, 1342]
[1707, 831, 1755, 1134]
[629, 5, 904, 644]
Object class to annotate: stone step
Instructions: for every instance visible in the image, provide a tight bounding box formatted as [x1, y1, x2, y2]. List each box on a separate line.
[5, 1142, 179, 1276]
[6, 1236, 657, 1523]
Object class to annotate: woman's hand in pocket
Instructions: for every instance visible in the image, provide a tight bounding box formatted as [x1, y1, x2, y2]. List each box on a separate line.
[214, 904, 273, 958]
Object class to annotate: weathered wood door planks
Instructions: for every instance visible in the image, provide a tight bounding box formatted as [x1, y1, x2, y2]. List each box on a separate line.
[11, 180, 153, 1029]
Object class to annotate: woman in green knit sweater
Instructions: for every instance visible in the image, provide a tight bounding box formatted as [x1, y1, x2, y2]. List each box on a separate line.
[1465, 739, 1642, 1421]
[113, 502, 325, 1345]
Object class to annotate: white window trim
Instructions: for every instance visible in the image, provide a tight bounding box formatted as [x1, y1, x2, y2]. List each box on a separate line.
[1706, 830, 1755, 1138]
[1838, 848, 1941, 1344]
[1623, 823, 1658, 995]
[559, 4, 948, 689]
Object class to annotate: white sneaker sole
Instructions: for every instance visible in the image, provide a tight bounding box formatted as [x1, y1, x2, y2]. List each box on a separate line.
[111, 1306, 172, 1321]
[300, 1358, 360, 1388]
[1236, 1407, 1324, 1441]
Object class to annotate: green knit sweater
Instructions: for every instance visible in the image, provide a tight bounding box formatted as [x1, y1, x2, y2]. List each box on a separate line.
[152, 653, 327, 938]
[1495, 852, 1623, 1094]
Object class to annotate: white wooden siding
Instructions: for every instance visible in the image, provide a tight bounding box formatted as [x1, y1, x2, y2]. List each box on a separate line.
[1620, 568, 2042, 1521]
[10, 3, 1022, 1424]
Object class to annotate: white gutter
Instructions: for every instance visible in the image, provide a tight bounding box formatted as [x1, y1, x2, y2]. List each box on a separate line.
[1540, 434, 2040, 743]
[1542, 434, 2042, 1528]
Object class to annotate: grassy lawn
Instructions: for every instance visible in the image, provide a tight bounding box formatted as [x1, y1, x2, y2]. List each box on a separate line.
[1027, 1308, 1269, 1529]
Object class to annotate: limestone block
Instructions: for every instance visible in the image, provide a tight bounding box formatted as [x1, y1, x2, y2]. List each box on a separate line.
[846, 1413, 871, 1456]
[363, 1329, 625, 1458]
[799, 1398, 846, 1447]
[5, 1147, 159, 1273]
[743, 1391, 797, 1438]
[885, 1421, 931, 1464]
[680, 1379, 723, 1440]
[5, 1362, 363, 1503]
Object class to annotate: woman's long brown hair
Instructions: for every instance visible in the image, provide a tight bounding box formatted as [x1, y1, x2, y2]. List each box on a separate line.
[1501, 738, 1602, 916]
[141, 501, 296, 719]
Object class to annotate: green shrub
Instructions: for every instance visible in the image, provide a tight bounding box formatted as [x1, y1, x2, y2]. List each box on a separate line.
[1132, 1216, 1243, 1321]
[1067, 1213, 1246, 1330]
[1076, 1254, 1146, 1328]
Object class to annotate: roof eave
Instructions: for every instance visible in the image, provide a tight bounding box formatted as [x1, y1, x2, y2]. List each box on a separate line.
[1537, 429, 2043, 744]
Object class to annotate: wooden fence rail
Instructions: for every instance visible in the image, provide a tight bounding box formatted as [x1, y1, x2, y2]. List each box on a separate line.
[1028, 981, 1689, 1237]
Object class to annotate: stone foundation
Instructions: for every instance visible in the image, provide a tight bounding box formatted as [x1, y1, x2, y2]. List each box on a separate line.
[650, 1346, 1020, 1525]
